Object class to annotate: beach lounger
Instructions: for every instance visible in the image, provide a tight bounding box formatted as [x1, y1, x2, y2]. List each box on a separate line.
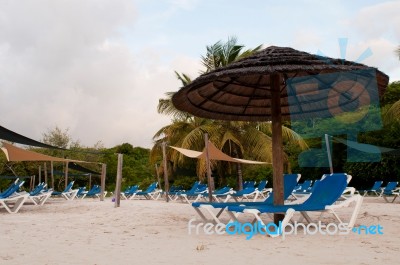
[224, 180, 268, 202]
[0, 180, 29, 214]
[129, 182, 160, 200]
[178, 183, 208, 203]
[52, 181, 78, 200]
[121, 185, 139, 200]
[226, 173, 363, 235]
[381, 182, 399, 203]
[358, 181, 383, 196]
[291, 180, 320, 200]
[80, 185, 102, 199]
[293, 179, 313, 192]
[168, 182, 201, 201]
[28, 183, 53, 206]
[193, 186, 232, 202]
[191, 174, 301, 224]
[76, 187, 87, 198]
[243, 181, 256, 189]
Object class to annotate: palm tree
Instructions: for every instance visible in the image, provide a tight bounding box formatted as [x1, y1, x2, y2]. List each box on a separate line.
[153, 37, 307, 190]
[200, 36, 262, 73]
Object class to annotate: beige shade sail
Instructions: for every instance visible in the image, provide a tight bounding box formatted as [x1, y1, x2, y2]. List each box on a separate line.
[1, 142, 92, 164]
[170, 141, 269, 165]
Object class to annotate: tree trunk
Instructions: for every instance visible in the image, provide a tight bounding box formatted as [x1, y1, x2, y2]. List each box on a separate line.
[233, 146, 243, 191]
[236, 162, 243, 191]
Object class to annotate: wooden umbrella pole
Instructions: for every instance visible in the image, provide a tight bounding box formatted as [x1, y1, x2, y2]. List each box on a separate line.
[50, 161, 54, 190]
[325, 134, 334, 174]
[100, 163, 106, 201]
[65, 161, 69, 189]
[154, 164, 161, 189]
[204, 134, 213, 202]
[114, 154, 123, 208]
[271, 73, 285, 224]
[44, 162, 48, 186]
[38, 165, 41, 184]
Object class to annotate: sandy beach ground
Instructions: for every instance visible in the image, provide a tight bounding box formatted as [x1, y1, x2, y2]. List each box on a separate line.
[0, 196, 399, 265]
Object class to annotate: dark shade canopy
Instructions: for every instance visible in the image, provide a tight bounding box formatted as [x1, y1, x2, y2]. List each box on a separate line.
[0, 125, 66, 150]
[69, 162, 100, 175]
[172, 46, 389, 121]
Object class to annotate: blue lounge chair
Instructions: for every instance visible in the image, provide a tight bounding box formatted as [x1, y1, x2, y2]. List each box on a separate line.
[358, 181, 383, 197]
[293, 179, 313, 192]
[291, 180, 321, 200]
[193, 186, 232, 202]
[381, 181, 399, 203]
[191, 174, 301, 224]
[178, 183, 208, 203]
[227, 173, 363, 234]
[130, 182, 160, 200]
[225, 179, 269, 202]
[76, 187, 87, 198]
[52, 181, 78, 200]
[81, 185, 102, 199]
[28, 183, 53, 206]
[121, 185, 139, 200]
[243, 181, 256, 189]
[0, 180, 29, 213]
[168, 181, 201, 201]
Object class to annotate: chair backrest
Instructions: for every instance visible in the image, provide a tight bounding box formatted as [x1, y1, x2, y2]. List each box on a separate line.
[302, 173, 348, 207]
[0, 180, 19, 197]
[187, 181, 201, 193]
[368, 181, 383, 191]
[87, 185, 101, 195]
[214, 186, 231, 195]
[264, 174, 300, 203]
[383, 182, 398, 192]
[76, 187, 87, 196]
[145, 182, 157, 193]
[195, 184, 208, 193]
[322, 173, 352, 184]
[63, 181, 75, 192]
[29, 183, 45, 196]
[0, 181, 25, 199]
[243, 181, 256, 189]
[257, 180, 267, 190]
[127, 185, 139, 193]
[299, 180, 313, 191]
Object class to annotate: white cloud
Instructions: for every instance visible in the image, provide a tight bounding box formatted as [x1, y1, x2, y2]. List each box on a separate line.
[343, 1, 400, 80]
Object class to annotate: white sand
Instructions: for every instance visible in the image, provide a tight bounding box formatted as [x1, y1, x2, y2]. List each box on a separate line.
[0, 197, 399, 265]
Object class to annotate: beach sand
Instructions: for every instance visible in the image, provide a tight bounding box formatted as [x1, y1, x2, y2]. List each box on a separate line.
[0, 197, 399, 265]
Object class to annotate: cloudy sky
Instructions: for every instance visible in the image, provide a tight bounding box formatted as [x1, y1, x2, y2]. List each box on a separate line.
[0, 0, 399, 148]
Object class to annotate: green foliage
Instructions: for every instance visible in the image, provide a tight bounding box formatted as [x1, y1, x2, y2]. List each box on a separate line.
[382, 81, 400, 106]
[42, 126, 71, 148]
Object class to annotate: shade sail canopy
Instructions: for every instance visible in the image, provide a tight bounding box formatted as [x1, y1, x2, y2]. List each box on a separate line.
[170, 141, 269, 165]
[0, 125, 66, 150]
[69, 162, 100, 175]
[2, 142, 68, 162]
[1, 142, 95, 164]
[172, 46, 389, 121]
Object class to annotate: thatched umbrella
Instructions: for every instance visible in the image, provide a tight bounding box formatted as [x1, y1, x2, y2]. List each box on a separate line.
[172, 46, 389, 223]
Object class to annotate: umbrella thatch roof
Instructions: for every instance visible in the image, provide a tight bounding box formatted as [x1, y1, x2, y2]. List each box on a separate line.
[172, 46, 389, 121]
